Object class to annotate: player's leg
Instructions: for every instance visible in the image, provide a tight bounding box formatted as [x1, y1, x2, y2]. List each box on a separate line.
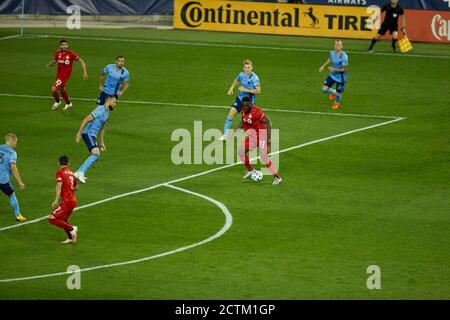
[257, 135, 282, 184]
[75, 135, 101, 183]
[368, 29, 385, 52]
[60, 80, 73, 110]
[1, 183, 26, 221]
[391, 30, 399, 52]
[322, 76, 337, 100]
[333, 83, 345, 110]
[220, 98, 241, 141]
[48, 204, 76, 243]
[239, 134, 258, 178]
[97, 91, 107, 106]
[51, 79, 62, 110]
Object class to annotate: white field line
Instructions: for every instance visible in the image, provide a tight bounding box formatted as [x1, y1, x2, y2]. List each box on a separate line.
[10, 33, 450, 60]
[0, 93, 403, 119]
[0, 116, 404, 233]
[0, 117, 405, 282]
[0, 184, 233, 283]
[0, 34, 22, 40]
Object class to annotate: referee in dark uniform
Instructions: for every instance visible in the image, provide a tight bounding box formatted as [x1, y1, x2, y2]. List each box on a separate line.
[368, 0, 406, 52]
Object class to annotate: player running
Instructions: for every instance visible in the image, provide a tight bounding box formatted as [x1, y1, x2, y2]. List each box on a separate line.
[47, 39, 88, 111]
[48, 155, 78, 244]
[220, 59, 261, 141]
[0, 133, 26, 222]
[368, 0, 406, 53]
[75, 95, 117, 183]
[232, 97, 282, 185]
[97, 56, 129, 105]
[319, 40, 348, 110]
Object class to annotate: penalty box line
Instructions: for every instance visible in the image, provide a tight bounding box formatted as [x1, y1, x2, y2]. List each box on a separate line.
[0, 93, 405, 120]
[0, 116, 405, 233]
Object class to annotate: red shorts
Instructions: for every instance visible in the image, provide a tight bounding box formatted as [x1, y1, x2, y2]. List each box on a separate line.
[244, 134, 269, 153]
[54, 74, 70, 89]
[52, 201, 76, 220]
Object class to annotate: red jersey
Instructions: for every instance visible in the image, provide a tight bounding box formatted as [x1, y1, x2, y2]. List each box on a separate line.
[53, 49, 79, 79]
[242, 105, 268, 133]
[56, 167, 77, 204]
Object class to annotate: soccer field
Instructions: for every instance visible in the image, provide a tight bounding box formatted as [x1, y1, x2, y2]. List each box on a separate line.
[0, 28, 449, 299]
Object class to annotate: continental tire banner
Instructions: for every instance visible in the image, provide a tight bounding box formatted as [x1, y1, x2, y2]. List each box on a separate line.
[174, 0, 379, 39]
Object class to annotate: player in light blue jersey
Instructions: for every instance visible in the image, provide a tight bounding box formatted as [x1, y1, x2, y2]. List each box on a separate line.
[319, 40, 348, 110]
[0, 133, 27, 222]
[97, 56, 129, 105]
[220, 59, 261, 141]
[75, 96, 117, 183]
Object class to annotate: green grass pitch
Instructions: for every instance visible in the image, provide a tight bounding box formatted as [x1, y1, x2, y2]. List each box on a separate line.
[0, 28, 449, 299]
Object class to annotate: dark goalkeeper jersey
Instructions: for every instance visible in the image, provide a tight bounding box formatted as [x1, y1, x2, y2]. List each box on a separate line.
[381, 3, 404, 27]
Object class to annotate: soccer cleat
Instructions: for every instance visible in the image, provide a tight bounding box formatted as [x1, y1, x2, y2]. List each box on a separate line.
[51, 101, 61, 110]
[75, 171, 87, 183]
[63, 103, 73, 111]
[367, 49, 374, 53]
[242, 170, 254, 179]
[61, 238, 73, 244]
[329, 93, 336, 101]
[219, 134, 227, 141]
[332, 102, 340, 110]
[15, 215, 27, 222]
[70, 226, 78, 243]
[273, 176, 282, 185]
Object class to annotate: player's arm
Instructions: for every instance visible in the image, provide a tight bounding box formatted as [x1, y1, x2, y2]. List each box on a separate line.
[10, 163, 25, 190]
[329, 65, 347, 73]
[238, 85, 261, 94]
[98, 70, 106, 92]
[46, 59, 56, 68]
[99, 126, 106, 151]
[319, 58, 331, 72]
[76, 114, 94, 143]
[401, 13, 406, 35]
[227, 79, 240, 96]
[52, 181, 62, 210]
[78, 57, 89, 80]
[117, 81, 129, 97]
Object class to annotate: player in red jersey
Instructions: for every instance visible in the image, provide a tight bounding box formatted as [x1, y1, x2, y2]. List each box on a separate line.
[48, 155, 79, 244]
[46, 39, 88, 111]
[233, 97, 282, 185]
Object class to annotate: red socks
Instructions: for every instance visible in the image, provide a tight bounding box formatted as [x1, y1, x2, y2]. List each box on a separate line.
[52, 87, 60, 102]
[238, 148, 253, 171]
[49, 218, 72, 238]
[61, 90, 70, 104]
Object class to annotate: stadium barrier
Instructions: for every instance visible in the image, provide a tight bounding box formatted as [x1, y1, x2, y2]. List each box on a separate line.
[173, 0, 450, 43]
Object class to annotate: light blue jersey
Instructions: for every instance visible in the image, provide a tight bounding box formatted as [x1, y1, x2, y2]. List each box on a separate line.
[0, 144, 17, 184]
[83, 106, 110, 137]
[236, 72, 260, 104]
[102, 64, 130, 95]
[329, 50, 348, 83]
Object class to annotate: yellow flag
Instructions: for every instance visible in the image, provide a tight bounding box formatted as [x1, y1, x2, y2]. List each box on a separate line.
[398, 36, 413, 53]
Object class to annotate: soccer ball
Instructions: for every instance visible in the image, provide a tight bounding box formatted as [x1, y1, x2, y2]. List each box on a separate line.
[251, 170, 264, 182]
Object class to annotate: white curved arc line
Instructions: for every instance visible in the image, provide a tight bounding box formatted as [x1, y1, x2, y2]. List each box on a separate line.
[0, 184, 233, 283]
